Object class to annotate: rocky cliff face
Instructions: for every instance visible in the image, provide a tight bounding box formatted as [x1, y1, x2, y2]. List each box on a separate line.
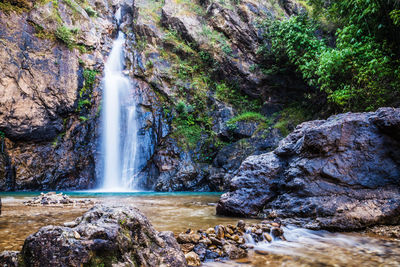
[0, 0, 117, 190]
[0, 0, 305, 191]
[217, 107, 400, 230]
[122, 0, 303, 191]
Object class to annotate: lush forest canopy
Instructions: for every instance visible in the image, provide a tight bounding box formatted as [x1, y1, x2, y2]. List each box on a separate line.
[262, 0, 400, 112]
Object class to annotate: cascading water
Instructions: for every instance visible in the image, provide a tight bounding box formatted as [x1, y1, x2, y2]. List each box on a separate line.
[100, 8, 139, 191]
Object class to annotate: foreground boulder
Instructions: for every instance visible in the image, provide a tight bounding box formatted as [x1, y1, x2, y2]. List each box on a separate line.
[217, 107, 400, 230]
[19, 204, 187, 266]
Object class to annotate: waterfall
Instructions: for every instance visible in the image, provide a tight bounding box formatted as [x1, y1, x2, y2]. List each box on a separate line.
[99, 11, 139, 191]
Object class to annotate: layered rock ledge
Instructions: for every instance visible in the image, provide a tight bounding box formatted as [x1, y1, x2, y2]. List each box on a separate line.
[217, 107, 400, 230]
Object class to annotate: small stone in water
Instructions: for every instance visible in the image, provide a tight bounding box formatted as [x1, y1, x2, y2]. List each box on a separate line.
[199, 238, 212, 246]
[271, 227, 284, 237]
[73, 231, 81, 239]
[263, 233, 272, 242]
[177, 233, 201, 244]
[210, 237, 224, 246]
[226, 227, 234, 235]
[63, 221, 77, 228]
[180, 243, 195, 253]
[231, 234, 239, 242]
[237, 220, 245, 231]
[206, 228, 215, 234]
[255, 250, 269, 255]
[215, 225, 225, 239]
[185, 251, 201, 266]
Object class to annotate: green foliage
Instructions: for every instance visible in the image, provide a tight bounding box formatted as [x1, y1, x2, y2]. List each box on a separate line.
[200, 25, 233, 56]
[83, 69, 97, 89]
[263, 1, 400, 112]
[172, 102, 203, 150]
[176, 100, 187, 114]
[0, 0, 31, 13]
[76, 69, 98, 113]
[55, 25, 76, 48]
[215, 82, 261, 113]
[390, 9, 400, 25]
[79, 116, 88, 122]
[84, 6, 96, 17]
[272, 107, 308, 137]
[0, 130, 5, 139]
[226, 112, 266, 129]
[145, 59, 154, 69]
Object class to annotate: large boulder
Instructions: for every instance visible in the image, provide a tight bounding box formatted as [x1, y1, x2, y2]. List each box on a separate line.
[20, 204, 187, 266]
[217, 107, 400, 230]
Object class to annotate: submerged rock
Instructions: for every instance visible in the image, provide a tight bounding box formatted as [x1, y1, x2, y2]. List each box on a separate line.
[217, 108, 400, 230]
[20, 204, 187, 266]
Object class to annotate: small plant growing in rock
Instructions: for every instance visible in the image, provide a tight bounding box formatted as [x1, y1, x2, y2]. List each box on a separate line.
[176, 100, 187, 114]
[84, 6, 97, 17]
[55, 25, 76, 48]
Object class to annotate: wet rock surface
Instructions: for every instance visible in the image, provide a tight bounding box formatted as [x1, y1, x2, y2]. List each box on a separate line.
[0, 251, 19, 267]
[23, 192, 94, 206]
[17, 204, 187, 266]
[176, 220, 285, 264]
[217, 108, 400, 230]
[366, 225, 400, 239]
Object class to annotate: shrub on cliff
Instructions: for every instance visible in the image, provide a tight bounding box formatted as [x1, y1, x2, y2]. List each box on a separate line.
[55, 25, 76, 48]
[262, 0, 400, 112]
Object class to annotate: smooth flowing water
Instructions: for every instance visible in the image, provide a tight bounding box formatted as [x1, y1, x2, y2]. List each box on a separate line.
[1, 192, 399, 266]
[101, 25, 139, 191]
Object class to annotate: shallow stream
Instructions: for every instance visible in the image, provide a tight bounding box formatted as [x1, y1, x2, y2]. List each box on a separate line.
[1, 192, 399, 266]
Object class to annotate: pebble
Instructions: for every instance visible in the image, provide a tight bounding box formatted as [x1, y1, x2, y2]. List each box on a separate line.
[180, 243, 195, 253]
[255, 250, 269, 255]
[206, 228, 215, 234]
[177, 233, 201, 243]
[271, 227, 284, 237]
[263, 233, 272, 242]
[175, 220, 286, 264]
[237, 220, 246, 231]
[73, 231, 81, 239]
[185, 251, 201, 266]
[271, 222, 280, 227]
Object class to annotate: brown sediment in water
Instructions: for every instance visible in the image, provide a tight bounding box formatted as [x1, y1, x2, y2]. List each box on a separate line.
[0, 194, 259, 251]
[1, 194, 400, 267]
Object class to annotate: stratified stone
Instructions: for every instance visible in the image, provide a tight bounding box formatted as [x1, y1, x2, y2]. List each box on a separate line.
[217, 108, 400, 230]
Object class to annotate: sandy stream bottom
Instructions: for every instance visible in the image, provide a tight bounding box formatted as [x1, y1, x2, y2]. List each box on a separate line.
[1, 193, 399, 267]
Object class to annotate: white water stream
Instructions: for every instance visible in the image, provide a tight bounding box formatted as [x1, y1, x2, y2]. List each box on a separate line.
[100, 9, 139, 191]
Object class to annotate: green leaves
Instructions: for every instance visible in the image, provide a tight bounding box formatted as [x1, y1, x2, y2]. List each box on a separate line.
[262, 1, 400, 112]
